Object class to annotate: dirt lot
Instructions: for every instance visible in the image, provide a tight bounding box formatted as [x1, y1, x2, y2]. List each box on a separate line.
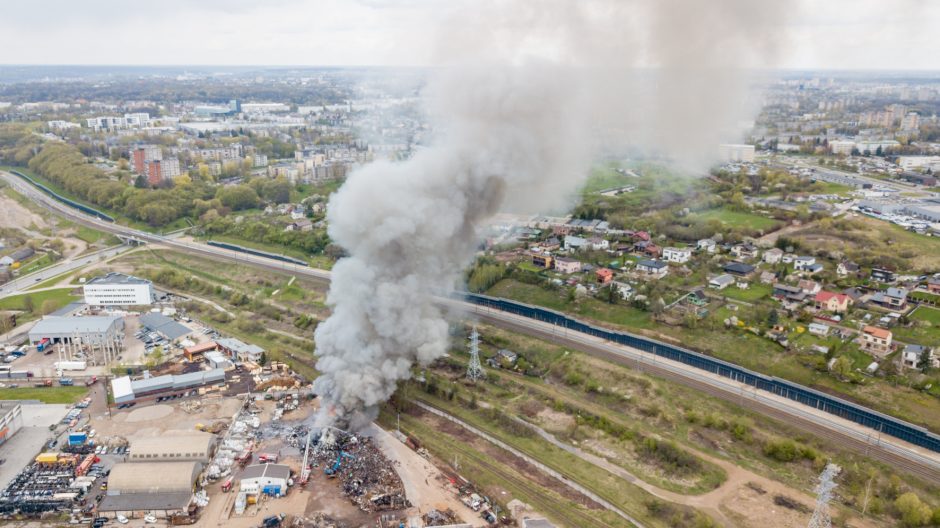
[0, 192, 48, 233]
[89, 396, 243, 442]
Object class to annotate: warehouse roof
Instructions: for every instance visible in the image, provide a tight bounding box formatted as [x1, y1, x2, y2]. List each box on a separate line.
[98, 492, 193, 513]
[86, 272, 151, 286]
[139, 313, 191, 340]
[241, 463, 291, 481]
[30, 315, 121, 336]
[111, 376, 133, 402]
[128, 434, 215, 460]
[216, 337, 264, 355]
[108, 461, 202, 494]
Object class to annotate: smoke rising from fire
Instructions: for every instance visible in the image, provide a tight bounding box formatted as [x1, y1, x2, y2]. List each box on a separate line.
[312, 0, 789, 429]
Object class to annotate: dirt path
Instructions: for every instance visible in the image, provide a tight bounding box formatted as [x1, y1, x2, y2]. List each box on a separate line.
[756, 221, 803, 245]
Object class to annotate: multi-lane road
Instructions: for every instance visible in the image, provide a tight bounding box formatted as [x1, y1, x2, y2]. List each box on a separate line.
[2, 169, 938, 484]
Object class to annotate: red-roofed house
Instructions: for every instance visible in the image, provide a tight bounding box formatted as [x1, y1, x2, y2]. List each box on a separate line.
[596, 268, 614, 284]
[814, 291, 852, 313]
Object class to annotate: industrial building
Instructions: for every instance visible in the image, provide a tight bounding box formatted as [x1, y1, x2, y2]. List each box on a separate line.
[127, 433, 216, 463]
[28, 315, 124, 366]
[239, 464, 291, 496]
[98, 461, 201, 518]
[139, 312, 192, 341]
[216, 337, 265, 363]
[718, 143, 756, 162]
[0, 405, 24, 446]
[83, 272, 154, 306]
[111, 368, 226, 404]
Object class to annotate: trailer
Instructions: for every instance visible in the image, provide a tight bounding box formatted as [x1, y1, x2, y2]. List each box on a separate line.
[59, 378, 74, 386]
[54, 361, 87, 372]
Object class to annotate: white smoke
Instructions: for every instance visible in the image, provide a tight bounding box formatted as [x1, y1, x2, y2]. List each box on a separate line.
[312, 0, 790, 429]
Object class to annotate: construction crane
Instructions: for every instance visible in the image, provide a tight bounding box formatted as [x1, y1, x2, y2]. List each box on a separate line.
[324, 451, 356, 477]
[298, 428, 314, 486]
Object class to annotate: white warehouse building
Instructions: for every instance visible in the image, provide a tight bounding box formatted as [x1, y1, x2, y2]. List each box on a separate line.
[84, 272, 154, 306]
[240, 464, 291, 496]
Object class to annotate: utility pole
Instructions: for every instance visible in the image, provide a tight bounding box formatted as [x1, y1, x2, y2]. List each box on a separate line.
[466, 325, 485, 382]
[808, 463, 841, 528]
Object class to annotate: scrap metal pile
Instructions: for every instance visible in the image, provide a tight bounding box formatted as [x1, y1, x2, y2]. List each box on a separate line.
[309, 428, 409, 513]
[0, 455, 80, 516]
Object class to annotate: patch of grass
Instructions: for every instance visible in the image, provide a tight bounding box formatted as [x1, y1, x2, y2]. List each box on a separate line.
[721, 283, 772, 302]
[0, 386, 88, 404]
[201, 234, 313, 265]
[0, 287, 80, 313]
[893, 306, 940, 346]
[17, 252, 59, 275]
[690, 207, 781, 231]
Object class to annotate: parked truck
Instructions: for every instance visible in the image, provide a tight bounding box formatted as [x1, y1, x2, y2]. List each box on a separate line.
[36, 338, 50, 353]
[59, 378, 74, 386]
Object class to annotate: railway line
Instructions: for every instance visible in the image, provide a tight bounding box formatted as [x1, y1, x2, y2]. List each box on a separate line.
[3, 168, 939, 486]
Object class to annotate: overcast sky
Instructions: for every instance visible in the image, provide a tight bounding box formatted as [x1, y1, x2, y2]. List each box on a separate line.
[0, 0, 937, 70]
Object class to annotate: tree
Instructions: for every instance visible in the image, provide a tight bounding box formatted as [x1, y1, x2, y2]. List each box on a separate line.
[258, 352, 268, 366]
[917, 349, 933, 373]
[894, 492, 932, 527]
[831, 356, 853, 379]
[216, 185, 259, 211]
[766, 309, 779, 327]
[134, 174, 149, 188]
[172, 173, 193, 187]
[22, 295, 34, 313]
[40, 299, 58, 315]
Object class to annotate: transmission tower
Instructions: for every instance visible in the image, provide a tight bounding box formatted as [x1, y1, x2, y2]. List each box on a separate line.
[808, 463, 841, 528]
[466, 325, 485, 382]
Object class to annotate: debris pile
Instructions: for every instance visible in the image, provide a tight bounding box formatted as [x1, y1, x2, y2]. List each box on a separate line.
[423, 509, 459, 525]
[204, 406, 260, 482]
[309, 428, 408, 513]
[180, 400, 204, 413]
[292, 513, 345, 528]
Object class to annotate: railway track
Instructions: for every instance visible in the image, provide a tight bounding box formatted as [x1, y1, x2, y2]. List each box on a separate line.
[478, 311, 940, 486]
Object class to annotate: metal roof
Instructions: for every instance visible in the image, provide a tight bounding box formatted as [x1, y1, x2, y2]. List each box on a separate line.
[49, 302, 86, 317]
[98, 492, 192, 513]
[132, 374, 174, 393]
[139, 313, 191, 340]
[216, 337, 264, 354]
[240, 463, 291, 481]
[30, 315, 121, 336]
[86, 272, 151, 286]
[107, 461, 201, 494]
[129, 435, 215, 460]
[111, 377, 134, 402]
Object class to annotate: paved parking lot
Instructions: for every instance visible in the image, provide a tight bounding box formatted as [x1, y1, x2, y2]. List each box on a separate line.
[0, 403, 70, 490]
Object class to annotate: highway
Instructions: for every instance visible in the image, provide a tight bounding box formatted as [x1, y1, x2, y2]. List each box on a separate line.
[3, 169, 939, 485]
[0, 244, 133, 298]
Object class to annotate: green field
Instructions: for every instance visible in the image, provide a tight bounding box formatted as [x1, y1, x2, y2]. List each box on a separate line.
[893, 306, 940, 346]
[690, 207, 781, 231]
[0, 386, 88, 403]
[721, 283, 772, 302]
[0, 288, 80, 314]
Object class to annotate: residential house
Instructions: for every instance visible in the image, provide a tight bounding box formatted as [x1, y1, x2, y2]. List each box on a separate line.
[759, 271, 776, 284]
[859, 326, 893, 357]
[871, 287, 908, 311]
[781, 253, 797, 264]
[285, 218, 313, 232]
[554, 257, 582, 274]
[696, 239, 717, 253]
[837, 261, 860, 277]
[731, 243, 759, 260]
[588, 237, 610, 251]
[763, 248, 783, 264]
[289, 207, 306, 220]
[662, 247, 692, 264]
[635, 241, 661, 258]
[563, 235, 588, 251]
[612, 281, 634, 299]
[531, 253, 554, 269]
[541, 237, 561, 251]
[596, 268, 614, 284]
[814, 291, 852, 313]
[5, 247, 34, 266]
[636, 259, 668, 278]
[723, 261, 756, 277]
[633, 231, 651, 242]
[794, 256, 822, 273]
[901, 344, 937, 370]
[797, 279, 822, 295]
[773, 283, 806, 303]
[926, 277, 940, 294]
[871, 268, 896, 283]
[709, 274, 735, 290]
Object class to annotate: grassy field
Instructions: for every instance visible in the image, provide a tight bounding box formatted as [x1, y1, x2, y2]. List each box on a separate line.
[0, 287, 80, 313]
[17, 252, 59, 275]
[893, 306, 940, 346]
[690, 207, 781, 231]
[582, 163, 638, 194]
[721, 283, 772, 302]
[0, 386, 88, 403]
[201, 233, 327, 268]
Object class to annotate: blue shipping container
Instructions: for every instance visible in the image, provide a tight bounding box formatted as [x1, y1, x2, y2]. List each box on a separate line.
[68, 433, 87, 446]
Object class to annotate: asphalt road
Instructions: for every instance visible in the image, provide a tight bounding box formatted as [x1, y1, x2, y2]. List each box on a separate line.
[3, 169, 938, 483]
[0, 245, 133, 299]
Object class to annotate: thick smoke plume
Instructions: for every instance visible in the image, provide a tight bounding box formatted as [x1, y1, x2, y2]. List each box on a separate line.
[313, 0, 789, 429]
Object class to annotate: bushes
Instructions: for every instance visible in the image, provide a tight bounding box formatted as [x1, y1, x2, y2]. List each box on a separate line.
[762, 438, 818, 463]
[638, 436, 703, 475]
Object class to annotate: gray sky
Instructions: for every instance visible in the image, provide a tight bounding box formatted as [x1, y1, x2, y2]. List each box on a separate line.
[0, 0, 937, 70]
